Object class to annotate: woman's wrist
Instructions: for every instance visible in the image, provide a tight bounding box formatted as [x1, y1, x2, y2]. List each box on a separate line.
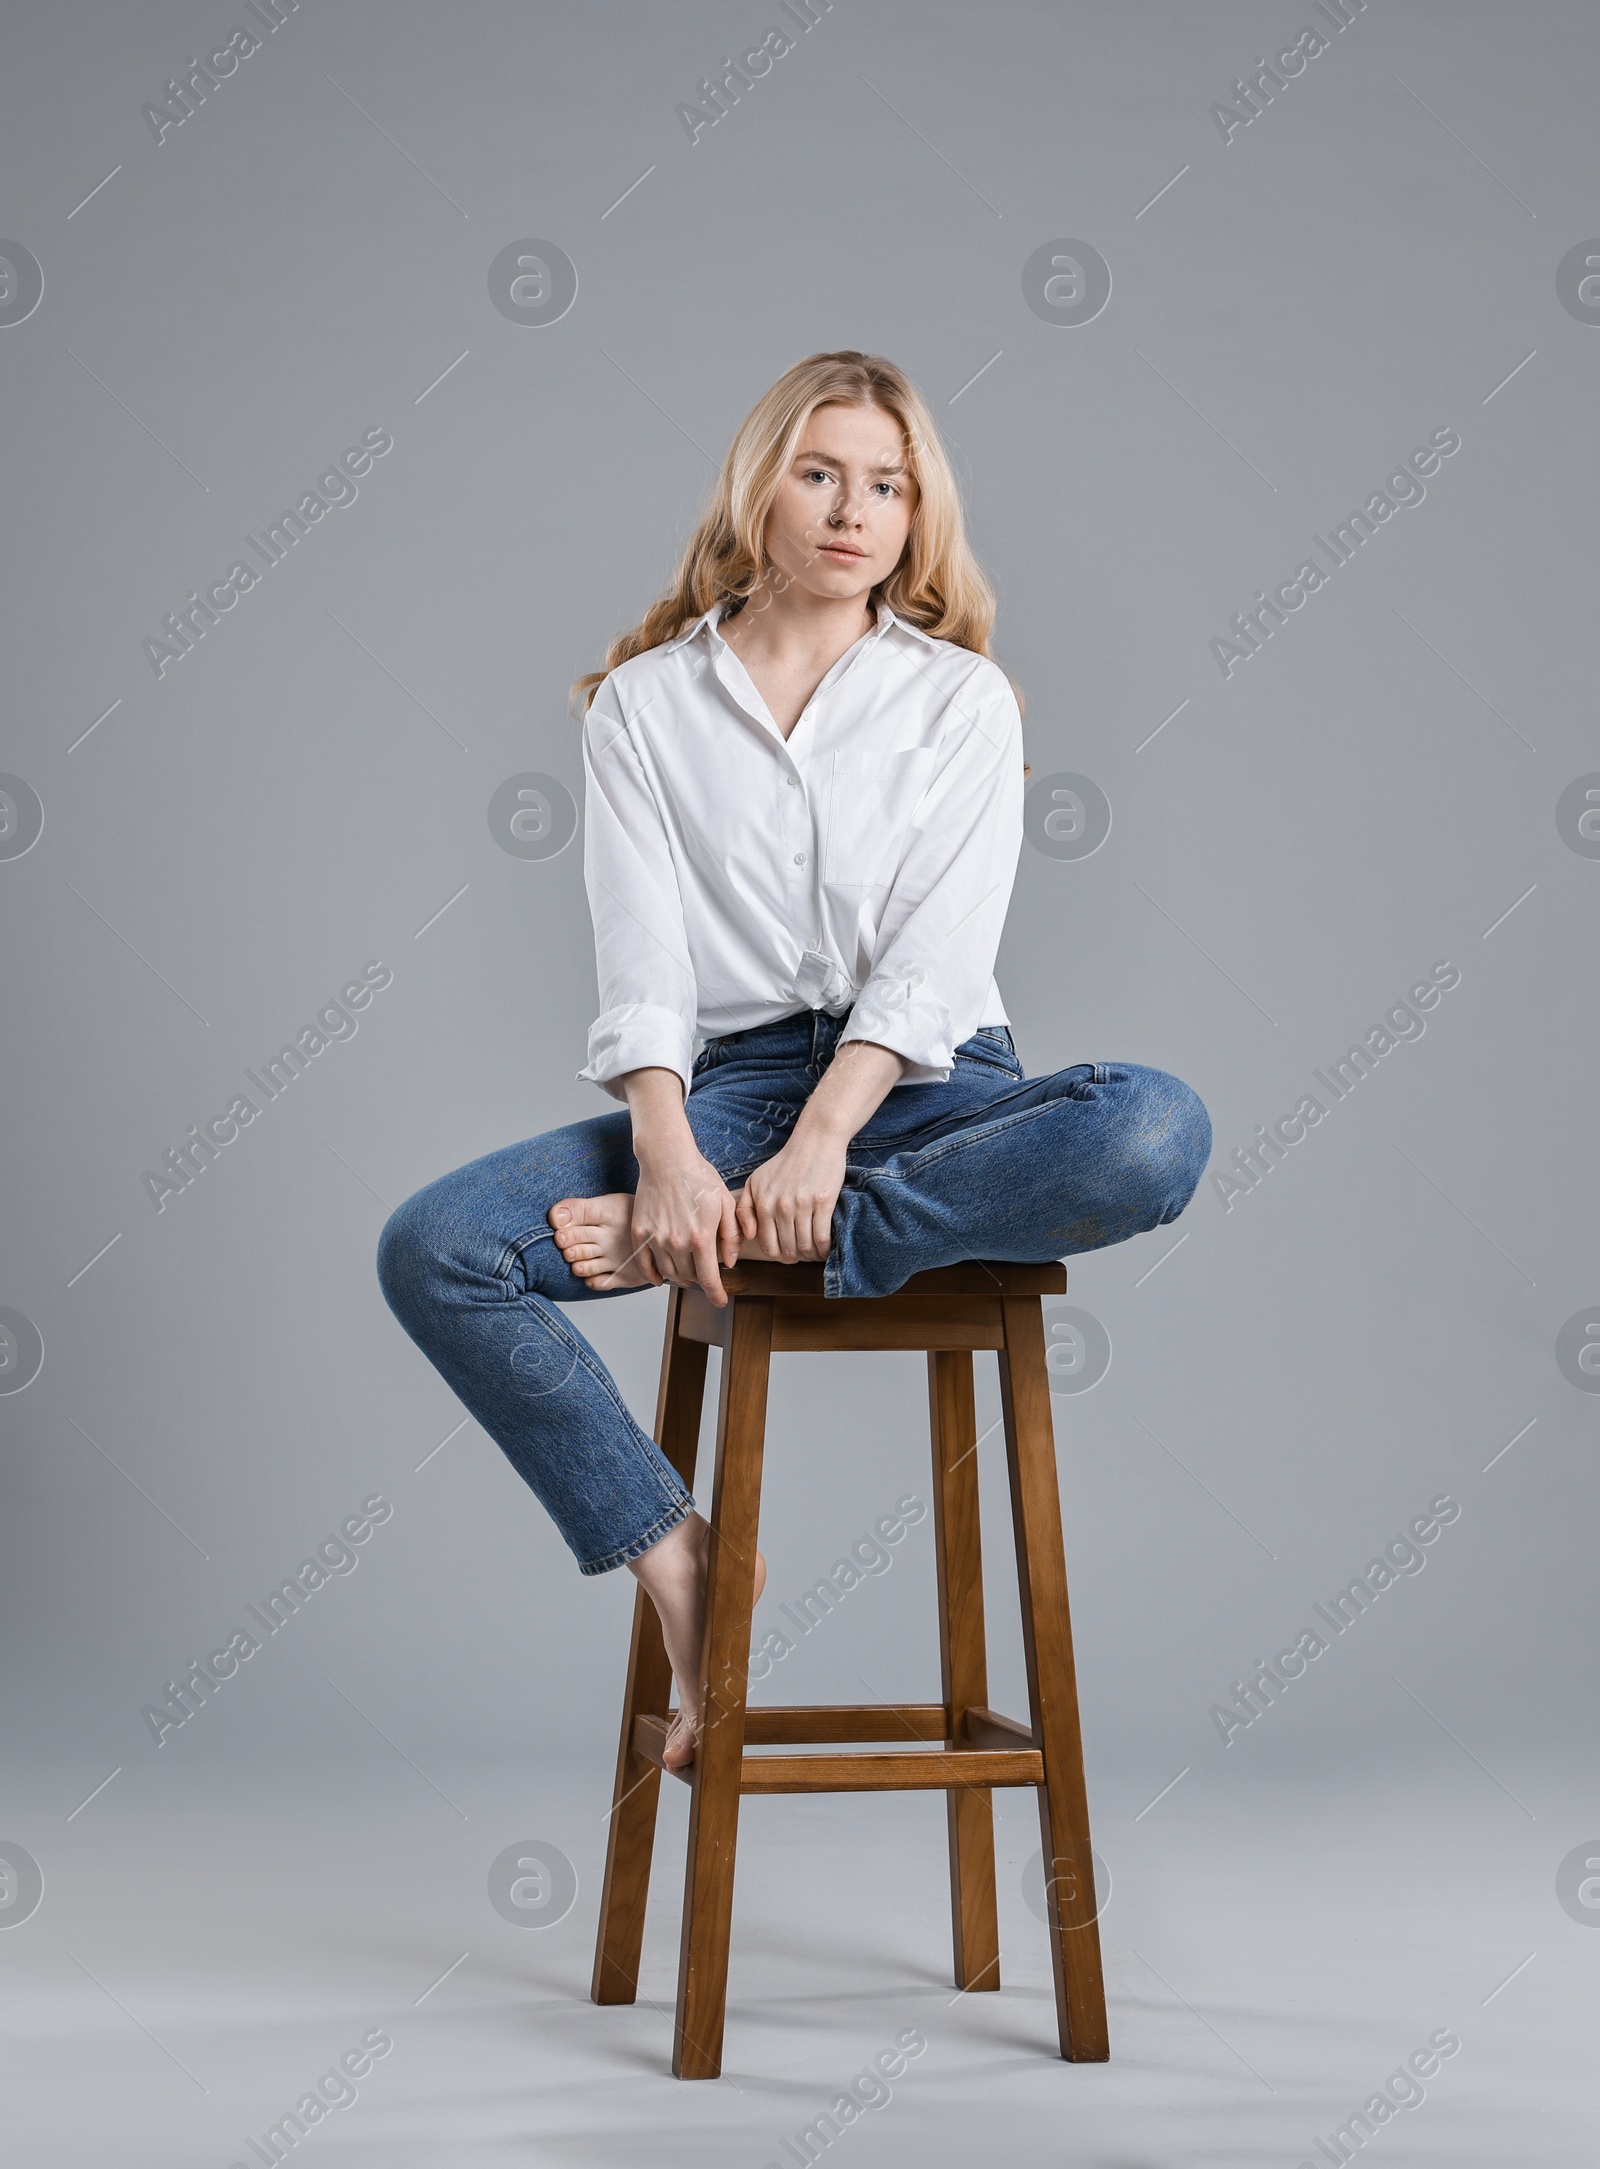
[620, 1067, 696, 1159]
[792, 1037, 906, 1146]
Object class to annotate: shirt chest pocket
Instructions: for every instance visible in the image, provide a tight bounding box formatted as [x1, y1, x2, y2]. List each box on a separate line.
[823, 746, 937, 888]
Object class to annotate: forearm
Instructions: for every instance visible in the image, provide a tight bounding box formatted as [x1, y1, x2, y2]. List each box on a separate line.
[619, 1066, 694, 1163]
[794, 1038, 906, 1144]
[616, 1066, 739, 1301]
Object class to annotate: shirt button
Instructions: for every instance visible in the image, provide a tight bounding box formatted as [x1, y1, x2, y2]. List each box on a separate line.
[794, 851, 807, 866]
[787, 776, 799, 788]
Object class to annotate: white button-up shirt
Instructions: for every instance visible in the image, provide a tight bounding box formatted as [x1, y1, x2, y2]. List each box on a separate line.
[576, 599, 1024, 1101]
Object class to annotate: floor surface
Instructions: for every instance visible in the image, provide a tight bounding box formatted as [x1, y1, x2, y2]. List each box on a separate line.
[6, 1748, 1594, 2165]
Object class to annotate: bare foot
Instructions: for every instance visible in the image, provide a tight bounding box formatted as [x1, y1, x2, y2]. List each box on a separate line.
[547, 1192, 658, 1288]
[629, 1513, 767, 1772]
[550, 1188, 798, 1289]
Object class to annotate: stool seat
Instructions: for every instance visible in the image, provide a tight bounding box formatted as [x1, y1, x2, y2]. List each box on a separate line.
[695, 1259, 1069, 1294]
[591, 1257, 1108, 2078]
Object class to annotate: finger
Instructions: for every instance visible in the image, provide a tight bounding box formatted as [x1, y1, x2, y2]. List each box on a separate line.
[756, 1195, 785, 1262]
[774, 1203, 801, 1264]
[789, 1197, 821, 1261]
[719, 1193, 741, 1269]
[734, 1188, 757, 1242]
[815, 1199, 833, 1258]
[691, 1227, 727, 1307]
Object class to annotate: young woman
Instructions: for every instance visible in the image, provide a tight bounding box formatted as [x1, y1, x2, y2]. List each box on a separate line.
[377, 350, 1211, 1770]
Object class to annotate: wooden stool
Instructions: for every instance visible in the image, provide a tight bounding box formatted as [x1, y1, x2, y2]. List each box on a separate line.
[591, 1259, 1109, 2079]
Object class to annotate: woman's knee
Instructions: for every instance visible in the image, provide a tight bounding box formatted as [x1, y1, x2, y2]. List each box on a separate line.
[375, 1183, 452, 1324]
[1113, 1066, 1213, 1218]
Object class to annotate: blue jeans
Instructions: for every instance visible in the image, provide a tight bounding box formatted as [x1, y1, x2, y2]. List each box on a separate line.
[375, 1009, 1210, 1575]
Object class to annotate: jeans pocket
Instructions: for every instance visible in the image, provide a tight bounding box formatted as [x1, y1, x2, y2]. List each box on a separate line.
[958, 1028, 1022, 1076]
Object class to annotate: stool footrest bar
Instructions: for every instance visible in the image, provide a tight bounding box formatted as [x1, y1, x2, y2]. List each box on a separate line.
[962, 1706, 1039, 1751]
[745, 1703, 948, 1744]
[633, 1715, 1043, 1793]
[739, 1748, 1044, 1794]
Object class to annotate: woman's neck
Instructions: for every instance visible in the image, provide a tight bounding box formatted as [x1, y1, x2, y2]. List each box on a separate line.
[716, 588, 879, 738]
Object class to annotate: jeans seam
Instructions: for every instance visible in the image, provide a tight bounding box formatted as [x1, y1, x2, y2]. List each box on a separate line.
[490, 1249, 688, 1526]
[498, 1223, 561, 1282]
[579, 1492, 695, 1577]
[865, 1092, 1070, 1178]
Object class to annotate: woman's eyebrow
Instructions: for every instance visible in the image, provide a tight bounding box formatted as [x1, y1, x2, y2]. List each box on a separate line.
[792, 449, 908, 473]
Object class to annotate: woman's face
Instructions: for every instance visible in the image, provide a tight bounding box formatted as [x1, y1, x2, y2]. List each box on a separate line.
[761, 401, 918, 606]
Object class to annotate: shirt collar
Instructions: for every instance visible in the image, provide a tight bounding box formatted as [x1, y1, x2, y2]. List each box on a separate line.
[665, 594, 939, 654]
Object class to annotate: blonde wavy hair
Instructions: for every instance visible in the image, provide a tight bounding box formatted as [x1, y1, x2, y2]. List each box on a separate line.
[571, 349, 1016, 712]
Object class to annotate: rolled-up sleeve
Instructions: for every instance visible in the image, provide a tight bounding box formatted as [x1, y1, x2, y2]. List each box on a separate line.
[839, 668, 1024, 1085]
[576, 678, 698, 1103]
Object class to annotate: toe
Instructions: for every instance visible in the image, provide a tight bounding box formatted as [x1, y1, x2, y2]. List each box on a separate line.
[662, 1712, 698, 1770]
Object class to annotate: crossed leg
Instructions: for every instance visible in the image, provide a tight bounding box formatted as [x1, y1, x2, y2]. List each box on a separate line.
[544, 1198, 771, 1770]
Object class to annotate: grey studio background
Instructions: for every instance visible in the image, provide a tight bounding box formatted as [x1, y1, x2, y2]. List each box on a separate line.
[2, 1, 1596, 2163]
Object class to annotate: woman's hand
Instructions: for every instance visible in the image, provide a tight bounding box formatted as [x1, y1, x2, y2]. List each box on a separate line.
[620, 1067, 739, 1304]
[735, 1038, 906, 1263]
[736, 1128, 848, 1262]
[630, 1135, 740, 1302]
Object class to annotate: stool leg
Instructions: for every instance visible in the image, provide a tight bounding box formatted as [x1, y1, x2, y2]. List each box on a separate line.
[673, 1294, 773, 2080]
[998, 1296, 1110, 2062]
[592, 1288, 708, 2006]
[927, 1350, 1000, 1993]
